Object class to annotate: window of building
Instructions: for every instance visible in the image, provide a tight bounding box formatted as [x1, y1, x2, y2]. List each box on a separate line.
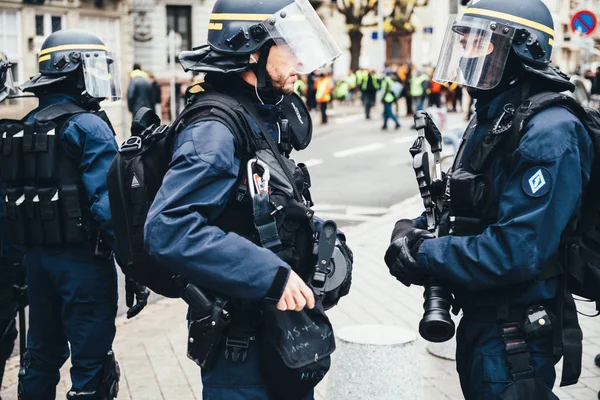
[166, 5, 192, 62]
[79, 15, 121, 57]
[449, 0, 458, 14]
[35, 13, 64, 39]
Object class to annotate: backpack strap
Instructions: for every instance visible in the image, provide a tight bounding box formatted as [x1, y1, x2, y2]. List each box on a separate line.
[171, 92, 254, 158]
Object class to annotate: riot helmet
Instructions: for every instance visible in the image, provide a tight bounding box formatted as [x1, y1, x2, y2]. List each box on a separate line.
[179, 0, 341, 80]
[434, 0, 555, 90]
[0, 52, 16, 103]
[21, 29, 122, 102]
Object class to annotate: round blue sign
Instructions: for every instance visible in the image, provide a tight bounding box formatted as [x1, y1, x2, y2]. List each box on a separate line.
[571, 10, 597, 36]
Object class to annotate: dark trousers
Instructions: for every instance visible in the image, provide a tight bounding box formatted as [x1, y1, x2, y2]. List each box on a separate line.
[456, 317, 559, 400]
[382, 102, 400, 129]
[201, 336, 314, 400]
[319, 102, 328, 124]
[364, 92, 376, 119]
[19, 243, 117, 399]
[429, 92, 442, 108]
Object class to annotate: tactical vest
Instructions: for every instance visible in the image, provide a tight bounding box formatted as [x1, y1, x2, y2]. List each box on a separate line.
[0, 102, 112, 247]
[180, 92, 317, 281]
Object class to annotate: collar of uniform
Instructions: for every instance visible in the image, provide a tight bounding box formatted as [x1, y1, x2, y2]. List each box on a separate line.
[37, 93, 79, 109]
[476, 85, 524, 122]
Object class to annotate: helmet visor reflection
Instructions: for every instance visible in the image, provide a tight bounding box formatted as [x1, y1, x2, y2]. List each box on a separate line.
[81, 51, 122, 101]
[433, 16, 516, 90]
[259, 0, 342, 74]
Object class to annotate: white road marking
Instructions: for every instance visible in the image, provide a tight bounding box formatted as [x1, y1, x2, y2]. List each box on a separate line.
[334, 114, 364, 125]
[333, 143, 385, 158]
[393, 137, 415, 144]
[301, 159, 323, 167]
[312, 212, 375, 222]
[314, 205, 391, 215]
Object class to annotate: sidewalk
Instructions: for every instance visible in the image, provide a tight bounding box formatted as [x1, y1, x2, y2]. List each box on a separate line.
[3, 197, 600, 399]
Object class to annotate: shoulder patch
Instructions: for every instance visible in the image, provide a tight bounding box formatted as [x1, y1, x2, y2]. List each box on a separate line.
[522, 167, 552, 197]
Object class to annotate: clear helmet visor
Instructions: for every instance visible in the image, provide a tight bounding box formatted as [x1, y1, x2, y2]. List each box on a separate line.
[0, 52, 17, 100]
[433, 16, 516, 90]
[81, 51, 122, 101]
[259, 0, 342, 74]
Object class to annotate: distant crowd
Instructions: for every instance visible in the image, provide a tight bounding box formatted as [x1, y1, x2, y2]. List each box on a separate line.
[293, 64, 468, 129]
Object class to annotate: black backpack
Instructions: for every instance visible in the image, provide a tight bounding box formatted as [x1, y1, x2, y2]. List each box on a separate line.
[509, 92, 600, 312]
[106, 92, 252, 297]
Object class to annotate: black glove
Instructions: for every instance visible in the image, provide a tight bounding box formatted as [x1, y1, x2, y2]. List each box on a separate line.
[125, 277, 150, 319]
[384, 225, 435, 287]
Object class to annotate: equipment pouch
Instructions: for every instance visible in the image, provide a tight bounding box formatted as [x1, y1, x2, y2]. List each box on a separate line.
[59, 185, 86, 244]
[449, 168, 488, 216]
[24, 186, 44, 246]
[5, 188, 28, 245]
[1, 123, 24, 182]
[22, 122, 36, 181]
[38, 187, 62, 246]
[499, 378, 559, 400]
[35, 122, 58, 181]
[187, 297, 230, 371]
[260, 301, 335, 400]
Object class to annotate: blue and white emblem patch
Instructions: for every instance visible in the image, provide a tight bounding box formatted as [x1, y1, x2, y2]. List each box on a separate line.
[522, 167, 552, 197]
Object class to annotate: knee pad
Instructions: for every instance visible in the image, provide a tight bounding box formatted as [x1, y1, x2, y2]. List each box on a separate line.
[67, 350, 120, 400]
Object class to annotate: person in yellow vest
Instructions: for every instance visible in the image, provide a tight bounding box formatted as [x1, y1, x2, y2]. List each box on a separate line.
[356, 68, 368, 106]
[362, 69, 380, 119]
[381, 72, 401, 130]
[294, 76, 306, 98]
[316, 72, 333, 124]
[410, 69, 430, 112]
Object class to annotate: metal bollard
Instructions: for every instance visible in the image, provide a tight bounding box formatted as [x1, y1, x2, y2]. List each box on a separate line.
[326, 325, 421, 400]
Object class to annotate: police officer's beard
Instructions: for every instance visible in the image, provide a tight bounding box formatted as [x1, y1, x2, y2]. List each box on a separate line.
[269, 69, 294, 95]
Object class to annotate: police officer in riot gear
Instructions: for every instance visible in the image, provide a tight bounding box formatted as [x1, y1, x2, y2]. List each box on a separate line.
[13, 30, 123, 400]
[385, 0, 592, 398]
[0, 51, 26, 395]
[145, 0, 352, 398]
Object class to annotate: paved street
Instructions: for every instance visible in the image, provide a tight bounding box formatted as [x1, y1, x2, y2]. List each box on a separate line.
[3, 105, 600, 399]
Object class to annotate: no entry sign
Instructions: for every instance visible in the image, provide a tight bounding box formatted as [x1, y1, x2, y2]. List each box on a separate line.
[571, 10, 597, 36]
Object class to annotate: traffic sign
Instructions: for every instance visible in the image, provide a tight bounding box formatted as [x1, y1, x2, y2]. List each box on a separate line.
[570, 10, 597, 37]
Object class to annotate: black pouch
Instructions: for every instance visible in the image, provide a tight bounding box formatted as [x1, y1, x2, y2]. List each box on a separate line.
[4, 188, 28, 245]
[22, 122, 36, 181]
[35, 122, 58, 181]
[499, 378, 559, 400]
[59, 185, 86, 244]
[24, 186, 44, 246]
[38, 187, 62, 246]
[449, 168, 488, 216]
[260, 301, 335, 400]
[1, 123, 24, 182]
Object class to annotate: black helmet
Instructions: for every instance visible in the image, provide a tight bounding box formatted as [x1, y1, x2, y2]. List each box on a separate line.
[434, 0, 571, 91]
[207, 0, 293, 56]
[179, 0, 341, 83]
[21, 29, 122, 101]
[462, 0, 554, 67]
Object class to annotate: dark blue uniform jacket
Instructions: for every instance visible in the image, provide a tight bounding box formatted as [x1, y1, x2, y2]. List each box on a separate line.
[415, 87, 594, 308]
[145, 103, 293, 303]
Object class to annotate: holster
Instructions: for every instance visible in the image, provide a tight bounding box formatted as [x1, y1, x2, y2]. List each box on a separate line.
[187, 297, 230, 371]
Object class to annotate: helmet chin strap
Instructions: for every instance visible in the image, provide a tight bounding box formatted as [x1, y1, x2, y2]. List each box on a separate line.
[253, 44, 273, 91]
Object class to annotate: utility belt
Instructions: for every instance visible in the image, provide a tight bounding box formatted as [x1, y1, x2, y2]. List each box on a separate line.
[4, 185, 90, 247]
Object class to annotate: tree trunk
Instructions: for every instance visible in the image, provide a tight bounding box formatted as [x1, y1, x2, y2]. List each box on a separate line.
[349, 28, 363, 72]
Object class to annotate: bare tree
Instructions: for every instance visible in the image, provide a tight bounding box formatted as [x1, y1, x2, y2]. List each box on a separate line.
[335, 0, 428, 71]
